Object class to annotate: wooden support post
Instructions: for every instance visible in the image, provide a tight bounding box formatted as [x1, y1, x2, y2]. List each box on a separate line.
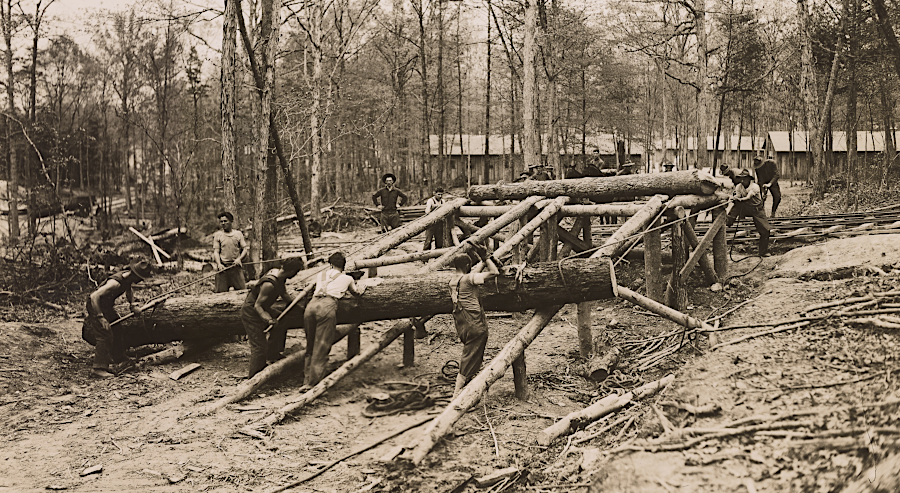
[577, 216, 594, 359]
[367, 267, 378, 278]
[548, 212, 559, 260]
[512, 355, 528, 400]
[403, 326, 415, 367]
[514, 216, 527, 263]
[540, 219, 552, 261]
[406, 306, 563, 464]
[347, 325, 360, 359]
[443, 215, 454, 250]
[712, 207, 728, 279]
[665, 207, 688, 311]
[644, 217, 664, 302]
[678, 208, 726, 285]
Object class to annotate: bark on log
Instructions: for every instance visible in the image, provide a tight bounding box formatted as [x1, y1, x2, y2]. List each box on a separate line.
[423, 195, 544, 272]
[118, 256, 614, 347]
[590, 195, 668, 259]
[587, 346, 620, 382]
[201, 324, 359, 414]
[347, 248, 453, 271]
[467, 170, 719, 202]
[455, 217, 511, 243]
[457, 192, 728, 218]
[406, 305, 563, 464]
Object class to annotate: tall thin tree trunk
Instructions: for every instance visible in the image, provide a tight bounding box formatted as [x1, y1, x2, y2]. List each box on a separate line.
[695, 0, 711, 170]
[845, 0, 858, 204]
[2, 0, 17, 240]
[310, 0, 323, 223]
[484, 0, 491, 186]
[221, 0, 238, 220]
[522, 0, 539, 170]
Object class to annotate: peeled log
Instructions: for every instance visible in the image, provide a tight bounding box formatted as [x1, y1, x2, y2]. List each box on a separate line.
[467, 170, 719, 202]
[118, 257, 615, 347]
[587, 346, 620, 382]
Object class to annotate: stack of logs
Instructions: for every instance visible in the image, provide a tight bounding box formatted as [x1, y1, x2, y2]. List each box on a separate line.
[118, 170, 730, 462]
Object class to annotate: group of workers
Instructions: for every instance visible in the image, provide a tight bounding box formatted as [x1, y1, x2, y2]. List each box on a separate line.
[721, 156, 781, 258]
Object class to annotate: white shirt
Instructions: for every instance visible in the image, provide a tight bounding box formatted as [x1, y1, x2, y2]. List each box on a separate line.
[425, 196, 445, 215]
[314, 268, 355, 298]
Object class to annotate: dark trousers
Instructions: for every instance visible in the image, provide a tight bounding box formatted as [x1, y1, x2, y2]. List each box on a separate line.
[763, 182, 782, 217]
[303, 296, 338, 386]
[82, 301, 127, 371]
[452, 305, 489, 380]
[380, 211, 401, 230]
[240, 306, 287, 378]
[422, 223, 445, 251]
[215, 264, 247, 293]
[727, 204, 771, 256]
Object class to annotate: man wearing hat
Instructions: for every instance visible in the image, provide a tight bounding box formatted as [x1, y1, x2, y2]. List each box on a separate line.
[754, 156, 781, 217]
[82, 259, 153, 378]
[530, 164, 551, 181]
[372, 173, 408, 231]
[727, 169, 771, 257]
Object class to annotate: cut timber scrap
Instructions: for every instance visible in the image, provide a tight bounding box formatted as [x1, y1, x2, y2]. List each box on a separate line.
[590, 195, 668, 259]
[405, 306, 563, 464]
[536, 374, 675, 446]
[467, 169, 719, 202]
[346, 197, 468, 264]
[423, 195, 544, 272]
[587, 346, 620, 382]
[202, 324, 359, 414]
[615, 286, 715, 334]
[475, 467, 520, 488]
[840, 453, 900, 493]
[139, 344, 184, 366]
[169, 363, 201, 381]
[129, 226, 171, 262]
[117, 256, 615, 347]
[457, 192, 728, 218]
[347, 248, 453, 271]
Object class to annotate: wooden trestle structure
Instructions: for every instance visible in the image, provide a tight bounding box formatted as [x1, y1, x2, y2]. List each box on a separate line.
[166, 170, 733, 461]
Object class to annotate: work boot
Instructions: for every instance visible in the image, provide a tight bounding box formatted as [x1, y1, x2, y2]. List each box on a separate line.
[92, 368, 114, 378]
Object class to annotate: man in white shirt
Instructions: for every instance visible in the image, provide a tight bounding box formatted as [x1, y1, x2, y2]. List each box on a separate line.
[303, 252, 367, 386]
[727, 169, 771, 257]
[422, 188, 445, 251]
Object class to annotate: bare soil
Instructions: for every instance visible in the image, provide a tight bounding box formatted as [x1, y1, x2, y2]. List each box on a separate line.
[3, 187, 900, 493]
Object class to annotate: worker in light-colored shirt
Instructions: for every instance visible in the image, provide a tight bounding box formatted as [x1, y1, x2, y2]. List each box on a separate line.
[303, 252, 366, 386]
[449, 244, 499, 397]
[422, 187, 446, 251]
[213, 211, 250, 292]
[727, 169, 771, 257]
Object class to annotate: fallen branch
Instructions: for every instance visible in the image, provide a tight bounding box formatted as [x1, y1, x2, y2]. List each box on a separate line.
[573, 414, 633, 445]
[704, 295, 762, 324]
[612, 420, 811, 453]
[659, 401, 722, 416]
[263, 414, 434, 493]
[849, 317, 900, 330]
[802, 295, 875, 314]
[711, 321, 811, 350]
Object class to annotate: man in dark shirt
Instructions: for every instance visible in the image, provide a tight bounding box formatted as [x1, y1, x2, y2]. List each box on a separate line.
[754, 156, 781, 217]
[372, 173, 408, 231]
[564, 162, 584, 179]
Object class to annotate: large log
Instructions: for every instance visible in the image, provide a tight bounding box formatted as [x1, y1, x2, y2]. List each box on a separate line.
[590, 195, 668, 259]
[406, 305, 563, 464]
[346, 248, 453, 271]
[467, 170, 719, 202]
[118, 256, 615, 346]
[456, 192, 728, 218]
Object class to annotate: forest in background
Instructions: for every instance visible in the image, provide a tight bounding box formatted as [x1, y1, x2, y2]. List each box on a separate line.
[1, 0, 900, 268]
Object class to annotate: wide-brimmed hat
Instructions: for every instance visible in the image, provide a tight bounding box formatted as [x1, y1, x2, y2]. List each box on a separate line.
[752, 156, 764, 169]
[381, 173, 397, 183]
[736, 168, 755, 180]
[130, 259, 152, 280]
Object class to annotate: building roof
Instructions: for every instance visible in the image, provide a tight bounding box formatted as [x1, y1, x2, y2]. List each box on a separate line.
[654, 136, 765, 152]
[429, 134, 644, 156]
[765, 131, 900, 153]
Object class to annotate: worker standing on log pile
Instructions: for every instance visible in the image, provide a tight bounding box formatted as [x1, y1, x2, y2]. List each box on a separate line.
[422, 187, 445, 251]
[754, 156, 782, 217]
[727, 169, 771, 257]
[82, 259, 153, 378]
[372, 173, 408, 231]
[449, 245, 499, 397]
[303, 252, 367, 387]
[240, 257, 305, 378]
[213, 211, 250, 292]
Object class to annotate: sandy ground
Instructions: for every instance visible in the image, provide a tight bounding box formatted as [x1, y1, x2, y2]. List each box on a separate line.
[4, 200, 900, 492]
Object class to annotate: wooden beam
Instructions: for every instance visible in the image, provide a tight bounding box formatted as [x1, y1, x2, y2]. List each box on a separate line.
[712, 207, 728, 279]
[678, 208, 726, 284]
[589, 195, 668, 259]
[666, 207, 688, 311]
[577, 217, 594, 359]
[616, 285, 715, 333]
[456, 192, 728, 218]
[347, 248, 454, 271]
[644, 217, 664, 303]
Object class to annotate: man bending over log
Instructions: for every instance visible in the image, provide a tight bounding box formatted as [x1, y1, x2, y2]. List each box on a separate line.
[727, 169, 771, 258]
[449, 245, 499, 397]
[83, 259, 153, 378]
[240, 257, 305, 378]
[303, 252, 367, 386]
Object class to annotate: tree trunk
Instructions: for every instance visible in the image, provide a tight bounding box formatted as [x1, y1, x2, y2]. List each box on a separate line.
[695, 0, 711, 169]
[467, 170, 718, 202]
[522, 0, 539, 170]
[310, 0, 323, 223]
[846, 0, 858, 198]
[221, 0, 238, 216]
[116, 257, 615, 347]
[484, 0, 492, 186]
[2, 0, 16, 240]
[872, 0, 900, 82]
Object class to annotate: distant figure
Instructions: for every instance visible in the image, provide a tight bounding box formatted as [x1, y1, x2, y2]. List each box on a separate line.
[240, 257, 305, 378]
[564, 162, 584, 179]
[719, 164, 738, 181]
[213, 211, 250, 293]
[423, 187, 446, 251]
[663, 162, 675, 172]
[514, 170, 532, 182]
[82, 259, 153, 378]
[727, 169, 771, 257]
[754, 156, 781, 217]
[303, 252, 367, 386]
[449, 246, 499, 397]
[372, 173, 408, 231]
[530, 165, 551, 181]
[616, 161, 636, 176]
